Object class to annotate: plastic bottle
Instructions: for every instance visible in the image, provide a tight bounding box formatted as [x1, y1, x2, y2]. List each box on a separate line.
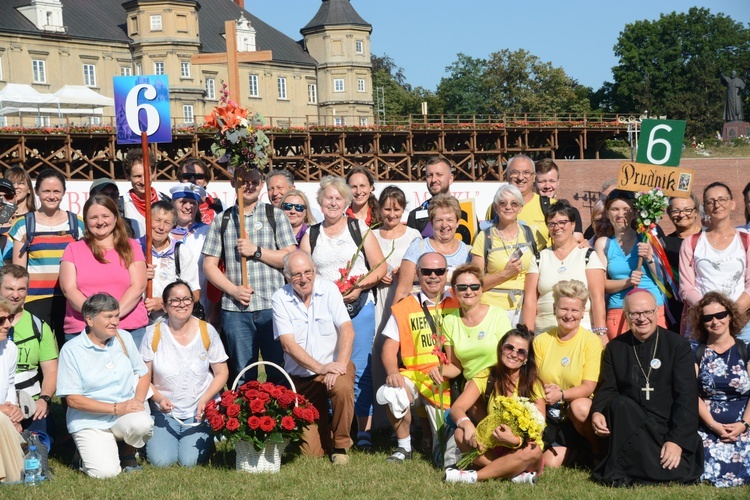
[23, 444, 42, 486]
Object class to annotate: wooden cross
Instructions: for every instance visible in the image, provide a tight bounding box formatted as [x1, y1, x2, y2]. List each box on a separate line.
[191, 20, 272, 106]
[641, 382, 654, 401]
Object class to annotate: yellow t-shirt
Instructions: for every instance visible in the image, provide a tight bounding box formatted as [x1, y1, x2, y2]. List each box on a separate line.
[472, 223, 546, 309]
[518, 193, 552, 247]
[475, 375, 545, 414]
[533, 327, 603, 391]
[443, 305, 511, 380]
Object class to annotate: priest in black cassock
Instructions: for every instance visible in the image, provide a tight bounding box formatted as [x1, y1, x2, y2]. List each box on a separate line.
[591, 289, 703, 486]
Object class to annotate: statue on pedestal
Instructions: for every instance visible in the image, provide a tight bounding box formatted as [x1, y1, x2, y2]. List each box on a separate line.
[721, 70, 745, 122]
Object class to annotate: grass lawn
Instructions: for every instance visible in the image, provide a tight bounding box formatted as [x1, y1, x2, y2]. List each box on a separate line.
[4, 437, 747, 499]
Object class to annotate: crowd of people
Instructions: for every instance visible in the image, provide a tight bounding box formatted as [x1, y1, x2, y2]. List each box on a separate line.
[0, 152, 747, 489]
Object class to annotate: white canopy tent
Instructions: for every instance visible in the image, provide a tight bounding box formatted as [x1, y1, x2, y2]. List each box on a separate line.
[0, 83, 58, 115]
[0, 83, 113, 116]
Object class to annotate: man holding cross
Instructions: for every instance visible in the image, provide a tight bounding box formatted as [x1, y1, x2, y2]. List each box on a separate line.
[591, 289, 703, 486]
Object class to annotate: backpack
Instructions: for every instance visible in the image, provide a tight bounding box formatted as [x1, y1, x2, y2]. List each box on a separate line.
[12, 313, 46, 391]
[19, 211, 80, 256]
[481, 221, 538, 273]
[151, 319, 211, 353]
[688, 231, 750, 265]
[309, 217, 370, 272]
[695, 341, 748, 365]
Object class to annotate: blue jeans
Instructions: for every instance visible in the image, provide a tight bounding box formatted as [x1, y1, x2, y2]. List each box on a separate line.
[146, 408, 212, 467]
[351, 301, 375, 417]
[221, 308, 285, 386]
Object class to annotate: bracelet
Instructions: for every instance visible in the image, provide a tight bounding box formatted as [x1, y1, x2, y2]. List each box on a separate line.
[560, 390, 565, 404]
[742, 419, 750, 431]
[592, 327, 608, 336]
[456, 416, 471, 427]
[511, 436, 524, 449]
[113, 402, 117, 416]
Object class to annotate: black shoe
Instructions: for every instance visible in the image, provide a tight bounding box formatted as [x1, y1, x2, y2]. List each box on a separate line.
[385, 447, 412, 463]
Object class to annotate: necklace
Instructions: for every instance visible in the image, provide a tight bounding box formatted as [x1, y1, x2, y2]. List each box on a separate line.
[552, 244, 576, 274]
[495, 226, 519, 255]
[632, 329, 659, 401]
[710, 232, 734, 245]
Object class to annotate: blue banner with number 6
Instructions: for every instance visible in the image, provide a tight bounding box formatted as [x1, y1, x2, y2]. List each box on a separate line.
[113, 75, 171, 144]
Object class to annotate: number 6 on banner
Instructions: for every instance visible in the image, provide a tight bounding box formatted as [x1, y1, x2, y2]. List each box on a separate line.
[113, 75, 172, 145]
[636, 119, 686, 167]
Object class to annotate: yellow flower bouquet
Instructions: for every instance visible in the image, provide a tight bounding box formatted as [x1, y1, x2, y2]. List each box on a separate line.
[456, 396, 545, 470]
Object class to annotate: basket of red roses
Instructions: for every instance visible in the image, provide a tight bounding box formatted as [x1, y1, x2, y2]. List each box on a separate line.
[204, 361, 319, 473]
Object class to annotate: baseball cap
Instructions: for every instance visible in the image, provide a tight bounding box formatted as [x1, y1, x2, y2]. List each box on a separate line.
[0, 178, 16, 195]
[90, 178, 118, 195]
[170, 183, 206, 202]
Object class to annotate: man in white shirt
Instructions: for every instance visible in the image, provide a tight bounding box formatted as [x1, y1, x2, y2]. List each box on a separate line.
[271, 250, 354, 465]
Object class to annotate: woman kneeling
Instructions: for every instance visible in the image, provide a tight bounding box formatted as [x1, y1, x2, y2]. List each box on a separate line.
[445, 326, 544, 484]
[141, 280, 228, 467]
[57, 293, 153, 478]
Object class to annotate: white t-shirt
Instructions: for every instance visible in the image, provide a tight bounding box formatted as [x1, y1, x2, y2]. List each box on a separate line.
[528, 246, 604, 333]
[0, 339, 18, 404]
[140, 321, 228, 419]
[694, 233, 746, 300]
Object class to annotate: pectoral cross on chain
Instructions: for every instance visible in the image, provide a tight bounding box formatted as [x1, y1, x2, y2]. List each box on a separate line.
[642, 382, 654, 401]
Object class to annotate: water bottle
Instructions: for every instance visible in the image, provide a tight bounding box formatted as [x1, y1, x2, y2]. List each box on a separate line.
[23, 444, 42, 486]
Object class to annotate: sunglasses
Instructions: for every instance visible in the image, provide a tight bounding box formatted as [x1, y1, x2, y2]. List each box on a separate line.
[455, 283, 481, 292]
[701, 310, 730, 323]
[281, 202, 306, 213]
[0, 313, 15, 324]
[181, 172, 206, 181]
[502, 343, 528, 360]
[419, 268, 447, 277]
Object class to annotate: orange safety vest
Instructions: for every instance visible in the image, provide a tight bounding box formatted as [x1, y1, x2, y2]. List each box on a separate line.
[392, 294, 459, 409]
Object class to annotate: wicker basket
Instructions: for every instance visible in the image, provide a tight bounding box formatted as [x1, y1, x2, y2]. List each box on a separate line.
[231, 361, 296, 473]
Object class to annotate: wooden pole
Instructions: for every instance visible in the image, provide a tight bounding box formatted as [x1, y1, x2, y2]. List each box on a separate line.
[236, 170, 248, 287]
[142, 131, 153, 298]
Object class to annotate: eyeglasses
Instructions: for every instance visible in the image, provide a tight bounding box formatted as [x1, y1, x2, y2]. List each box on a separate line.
[626, 308, 657, 320]
[508, 171, 535, 179]
[496, 200, 521, 209]
[0, 313, 16, 324]
[704, 197, 731, 208]
[282, 202, 306, 213]
[181, 172, 206, 181]
[289, 270, 314, 281]
[502, 343, 528, 360]
[455, 283, 481, 292]
[419, 268, 447, 277]
[546, 220, 571, 229]
[701, 310, 730, 323]
[168, 296, 194, 307]
[667, 208, 695, 217]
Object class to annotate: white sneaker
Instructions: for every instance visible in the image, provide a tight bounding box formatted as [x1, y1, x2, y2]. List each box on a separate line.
[444, 467, 478, 484]
[511, 471, 537, 485]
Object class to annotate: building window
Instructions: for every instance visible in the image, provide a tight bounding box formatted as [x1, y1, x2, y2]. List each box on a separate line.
[206, 78, 216, 100]
[308, 84, 317, 104]
[32, 60, 46, 83]
[249, 74, 259, 97]
[334, 117, 344, 126]
[136, 63, 142, 75]
[120, 66, 132, 76]
[357, 79, 366, 92]
[180, 62, 191, 78]
[277, 77, 287, 100]
[183, 105, 194, 124]
[360, 117, 368, 126]
[356, 40, 364, 54]
[83, 64, 96, 87]
[334, 78, 344, 92]
[154, 62, 164, 75]
[0, 117, 6, 127]
[150, 15, 162, 31]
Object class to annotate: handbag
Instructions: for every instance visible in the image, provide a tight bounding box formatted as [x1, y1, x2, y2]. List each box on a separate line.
[345, 291, 368, 318]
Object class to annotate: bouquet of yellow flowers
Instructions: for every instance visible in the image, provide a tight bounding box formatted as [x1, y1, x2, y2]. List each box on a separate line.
[456, 396, 545, 470]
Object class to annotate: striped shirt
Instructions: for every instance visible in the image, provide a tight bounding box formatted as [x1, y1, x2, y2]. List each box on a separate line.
[9, 214, 85, 301]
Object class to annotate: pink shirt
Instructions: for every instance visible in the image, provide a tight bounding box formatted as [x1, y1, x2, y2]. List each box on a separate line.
[61, 239, 148, 334]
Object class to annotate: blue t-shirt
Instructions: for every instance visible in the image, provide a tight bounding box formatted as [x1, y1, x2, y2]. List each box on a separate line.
[605, 236, 664, 308]
[402, 237, 472, 270]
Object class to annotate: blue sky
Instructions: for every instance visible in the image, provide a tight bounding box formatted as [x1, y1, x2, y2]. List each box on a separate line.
[248, 1, 750, 92]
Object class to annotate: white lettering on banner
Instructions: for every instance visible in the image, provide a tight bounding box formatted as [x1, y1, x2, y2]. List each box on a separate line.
[57, 181, 508, 223]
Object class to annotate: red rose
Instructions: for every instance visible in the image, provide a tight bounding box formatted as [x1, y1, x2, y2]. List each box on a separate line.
[277, 393, 295, 408]
[261, 382, 276, 392]
[209, 414, 226, 431]
[308, 405, 320, 421]
[226, 417, 240, 431]
[295, 394, 307, 405]
[226, 403, 241, 418]
[256, 391, 270, 402]
[244, 389, 260, 400]
[250, 399, 266, 414]
[220, 390, 237, 407]
[302, 408, 316, 423]
[259, 416, 276, 432]
[293, 406, 306, 420]
[247, 416, 261, 430]
[281, 416, 296, 431]
[205, 400, 217, 412]
[247, 381, 261, 389]
[238, 382, 251, 392]
[269, 387, 283, 399]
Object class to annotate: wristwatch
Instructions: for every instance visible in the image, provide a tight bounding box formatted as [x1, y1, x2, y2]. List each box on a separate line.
[742, 419, 750, 431]
[252, 247, 263, 261]
[38, 395, 52, 404]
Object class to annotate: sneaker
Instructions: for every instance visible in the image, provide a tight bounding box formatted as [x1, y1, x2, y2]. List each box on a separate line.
[511, 471, 537, 485]
[443, 467, 478, 484]
[385, 447, 412, 463]
[331, 452, 349, 465]
[122, 464, 143, 473]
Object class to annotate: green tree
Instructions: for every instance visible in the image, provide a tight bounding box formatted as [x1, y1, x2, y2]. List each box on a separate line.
[371, 53, 443, 119]
[436, 53, 490, 115]
[607, 7, 749, 137]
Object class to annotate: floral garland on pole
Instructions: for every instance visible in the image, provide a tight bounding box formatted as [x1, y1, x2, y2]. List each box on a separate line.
[430, 295, 450, 468]
[633, 188, 676, 298]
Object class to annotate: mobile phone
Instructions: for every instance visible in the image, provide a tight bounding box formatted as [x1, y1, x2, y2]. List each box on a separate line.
[509, 246, 525, 261]
[0, 201, 17, 225]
